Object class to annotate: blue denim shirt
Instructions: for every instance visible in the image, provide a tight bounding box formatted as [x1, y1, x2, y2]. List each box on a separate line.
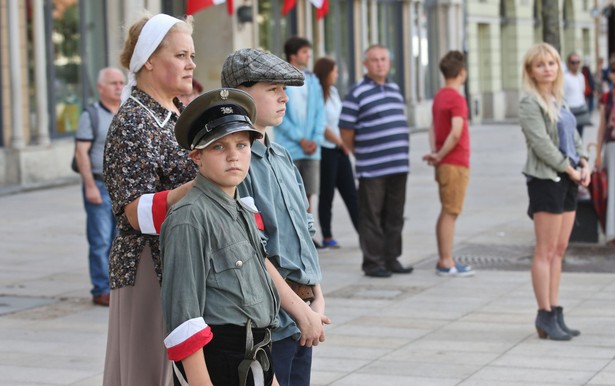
[238, 134, 322, 341]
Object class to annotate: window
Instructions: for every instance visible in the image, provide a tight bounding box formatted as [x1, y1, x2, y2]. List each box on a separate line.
[422, 1, 436, 99]
[376, 1, 405, 92]
[258, 0, 295, 58]
[323, 0, 355, 95]
[50, 0, 81, 135]
[43, 0, 106, 137]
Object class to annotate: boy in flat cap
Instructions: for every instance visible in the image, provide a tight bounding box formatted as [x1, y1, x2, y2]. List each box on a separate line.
[160, 88, 280, 386]
[222, 48, 330, 386]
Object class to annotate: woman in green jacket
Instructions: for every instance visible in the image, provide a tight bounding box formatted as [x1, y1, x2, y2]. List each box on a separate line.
[519, 43, 590, 341]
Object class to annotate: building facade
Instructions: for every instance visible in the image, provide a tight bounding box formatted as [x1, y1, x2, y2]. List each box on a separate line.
[0, 0, 605, 188]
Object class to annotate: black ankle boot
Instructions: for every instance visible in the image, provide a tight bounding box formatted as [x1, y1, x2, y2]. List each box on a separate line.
[535, 309, 572, 341]
[553, 306, 580, 337]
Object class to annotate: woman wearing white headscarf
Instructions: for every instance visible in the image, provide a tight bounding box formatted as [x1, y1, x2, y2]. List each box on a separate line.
[102, 14, 197, 385]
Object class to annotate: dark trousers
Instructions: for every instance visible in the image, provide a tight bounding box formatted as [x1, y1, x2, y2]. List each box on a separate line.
[173, 325, 273, 386]
[318, 147, 359, 239]
[358, 173, 407, 272]
[271, 337, 312, 386]
[586, 95, 594, 113]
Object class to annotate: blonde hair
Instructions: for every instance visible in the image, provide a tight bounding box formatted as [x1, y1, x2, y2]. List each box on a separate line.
[119, 14, 194, 69]
[521, 42, 564, 123]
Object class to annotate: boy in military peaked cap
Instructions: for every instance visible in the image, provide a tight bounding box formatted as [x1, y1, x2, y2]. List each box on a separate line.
[160, 88, 280, 386]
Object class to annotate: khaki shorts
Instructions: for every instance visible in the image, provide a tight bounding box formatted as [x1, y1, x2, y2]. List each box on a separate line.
[436, 164, 469, 215]
[294, 159, 320, 195]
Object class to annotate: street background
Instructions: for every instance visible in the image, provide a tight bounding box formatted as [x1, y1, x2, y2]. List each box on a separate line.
[1, 120, 614, 385]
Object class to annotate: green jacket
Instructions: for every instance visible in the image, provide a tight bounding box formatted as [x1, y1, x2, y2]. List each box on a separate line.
[519, 94, 587, 181]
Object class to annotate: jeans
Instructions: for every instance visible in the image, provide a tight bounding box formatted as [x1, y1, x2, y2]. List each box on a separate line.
[271, 337, 312, 386]
[358, 173, 407, 272]
[318, 147, 359, 239]
[83, 180, 115, 296]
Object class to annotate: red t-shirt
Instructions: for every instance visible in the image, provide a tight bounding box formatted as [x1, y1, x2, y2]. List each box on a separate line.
[432, 87, 470, 167]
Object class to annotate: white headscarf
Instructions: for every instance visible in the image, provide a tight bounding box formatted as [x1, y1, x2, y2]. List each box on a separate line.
[121, 14, 183, 103]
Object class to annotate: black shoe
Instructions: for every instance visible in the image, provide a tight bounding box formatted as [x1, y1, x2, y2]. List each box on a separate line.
[535, 309, 572, 341]
[313, 239, 325, 249]
[387, 261, 414, 274]
[553, 306, 580, 337]
[364, 267, 392, 278]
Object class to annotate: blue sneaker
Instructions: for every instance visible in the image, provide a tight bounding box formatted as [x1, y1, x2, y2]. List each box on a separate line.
[322, 239, 340, 249]
[436, 262, 475, 277]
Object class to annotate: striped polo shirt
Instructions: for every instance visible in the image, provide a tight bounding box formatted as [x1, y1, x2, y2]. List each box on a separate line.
[339, 76, 410, 178]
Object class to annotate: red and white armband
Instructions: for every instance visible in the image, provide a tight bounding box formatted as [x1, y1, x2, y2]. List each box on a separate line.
[239, 196, 265, 231]
[164, 317, 213, 361]
[137, 191, 169, 235]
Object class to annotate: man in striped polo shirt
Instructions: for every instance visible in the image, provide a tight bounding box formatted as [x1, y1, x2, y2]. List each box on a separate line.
[339, 44, 413, 278]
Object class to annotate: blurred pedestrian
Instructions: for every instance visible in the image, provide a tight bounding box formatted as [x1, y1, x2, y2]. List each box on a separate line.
[422, 51, 474, 277]
[564, 52, 590, 138]
[313, 56, 358, 248]
[274, 37, 325, 217]
[595, 64, 615, 245]
[102, 13, 197, 386]
[600, 56, 615, 93]
[74, 67, 125, 306]
[581, 58, 595, 113]
[340, 44, 413, 278]
[519, 43, 590, 341]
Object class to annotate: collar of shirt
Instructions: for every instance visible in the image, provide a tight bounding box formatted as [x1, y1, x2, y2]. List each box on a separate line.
[363, 74, 392, 86]
[193, 173, 241, 219]
[97, 101, 112, 114]
[131, 87, 183, 121]
[251, 133, 286, 158]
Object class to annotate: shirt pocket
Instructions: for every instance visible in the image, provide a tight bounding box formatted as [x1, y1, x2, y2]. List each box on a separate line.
[210, 241, 266, 307]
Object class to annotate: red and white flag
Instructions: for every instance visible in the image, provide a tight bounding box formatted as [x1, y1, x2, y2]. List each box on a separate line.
[282, 0, 329, 19]
[309, 0, 329, 19]
[282, 0, 296, 16]
[187, 0, 233, 16]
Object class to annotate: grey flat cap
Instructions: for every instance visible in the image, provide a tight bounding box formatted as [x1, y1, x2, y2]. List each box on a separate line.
[175, 88, 262, 150]
[221, 48, 305, 88]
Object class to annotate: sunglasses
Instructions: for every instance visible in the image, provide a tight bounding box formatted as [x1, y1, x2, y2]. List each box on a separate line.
[569, 60, 580, 65]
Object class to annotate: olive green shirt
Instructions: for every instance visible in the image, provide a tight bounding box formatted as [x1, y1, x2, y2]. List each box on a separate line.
[519, 94, 587, 181]
[161, 174, 280, 334]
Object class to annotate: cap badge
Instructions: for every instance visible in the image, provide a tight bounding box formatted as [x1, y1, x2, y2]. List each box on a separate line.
[220, 89, 230, 100]
[221, 106, 234, 114]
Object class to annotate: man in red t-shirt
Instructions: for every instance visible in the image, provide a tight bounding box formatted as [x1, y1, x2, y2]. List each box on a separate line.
[423, 50, 474, 277]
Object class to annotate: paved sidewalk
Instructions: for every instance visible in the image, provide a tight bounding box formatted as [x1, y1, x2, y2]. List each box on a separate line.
[1, 122, 614, 385]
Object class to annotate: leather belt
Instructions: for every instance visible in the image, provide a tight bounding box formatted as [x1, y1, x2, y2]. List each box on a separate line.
[285, 279, 315, 302]
[93, 173, 104, 181]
